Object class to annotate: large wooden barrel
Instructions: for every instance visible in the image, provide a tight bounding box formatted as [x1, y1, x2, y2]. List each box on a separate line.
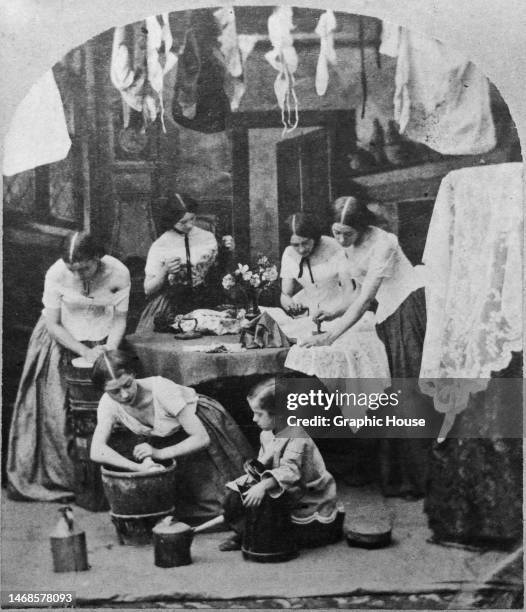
[101, 462, 177, 546]
[65, 358, 108, 512]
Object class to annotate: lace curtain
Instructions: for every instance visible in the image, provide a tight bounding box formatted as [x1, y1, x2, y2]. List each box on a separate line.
[420, 163, 523, 438]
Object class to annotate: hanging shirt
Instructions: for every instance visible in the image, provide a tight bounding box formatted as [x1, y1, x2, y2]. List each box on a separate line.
[97, 376, 198, 438]
[145, 226, 218, 288]
[337, 226, 423, 323]
[42, 255, 130, 342]
[280, 235, 347, 313]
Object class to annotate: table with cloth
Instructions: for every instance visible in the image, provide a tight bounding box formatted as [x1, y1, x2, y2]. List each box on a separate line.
[420, 162, 523, 547]
[125, 332, 290, 386]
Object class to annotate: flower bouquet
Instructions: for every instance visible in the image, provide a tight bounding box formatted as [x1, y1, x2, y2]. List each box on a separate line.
[222, 255, 279, 320]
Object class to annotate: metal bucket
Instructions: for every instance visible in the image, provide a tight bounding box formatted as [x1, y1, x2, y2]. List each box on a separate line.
[152, 518, 194, 567]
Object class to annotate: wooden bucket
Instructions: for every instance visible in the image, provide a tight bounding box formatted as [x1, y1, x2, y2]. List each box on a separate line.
[65, 358, 101, 406]
[110, 509, 174, 546]
[241, 494, 298, 563]
[101, 461, 177, 515]
[65, 358, 108, 511]
[101, 462, 177, 546]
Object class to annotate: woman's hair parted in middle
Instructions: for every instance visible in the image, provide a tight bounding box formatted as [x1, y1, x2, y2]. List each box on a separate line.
[332, 195, 377, 231]
[285, 212, 324, 245]
[61, 231, 105, 265]
[91, 349, 139, 390]
[157, 192, 200, 234]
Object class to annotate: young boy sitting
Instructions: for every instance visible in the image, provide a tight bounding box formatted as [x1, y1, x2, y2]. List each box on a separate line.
[220, 376, 344, 552]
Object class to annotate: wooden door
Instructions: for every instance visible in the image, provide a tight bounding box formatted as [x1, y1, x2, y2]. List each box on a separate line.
[276, 128, 334, 255]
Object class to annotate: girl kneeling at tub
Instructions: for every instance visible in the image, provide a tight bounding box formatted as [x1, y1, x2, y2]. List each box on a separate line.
[220, 376, 344, 551]
[89, 350, 253, 522]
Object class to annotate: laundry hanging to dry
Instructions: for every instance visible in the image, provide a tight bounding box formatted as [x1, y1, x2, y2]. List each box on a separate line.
[171, 10, 231, 133]
[145, 14, 178, 131]
[315, 10, 337, 96]
[111, 15, 181, 132]
[265, 6, 299, 135]
[214, 7, 257, 112]
[3, 70, 72, 176]
[388, 26, 496, 155]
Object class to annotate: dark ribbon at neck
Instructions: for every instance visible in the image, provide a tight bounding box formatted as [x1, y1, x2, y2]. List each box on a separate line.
[298, 257, 314, 283]
[184, 233, 192, 288]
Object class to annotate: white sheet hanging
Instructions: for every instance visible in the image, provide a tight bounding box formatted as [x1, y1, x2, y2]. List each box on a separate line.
[3, 70, 71, 176]
[393, 28, 496, 155]
[420, 163, 523, 439]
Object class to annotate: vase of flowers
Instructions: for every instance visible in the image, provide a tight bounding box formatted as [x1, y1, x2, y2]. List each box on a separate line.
[222, 255, 279, 321]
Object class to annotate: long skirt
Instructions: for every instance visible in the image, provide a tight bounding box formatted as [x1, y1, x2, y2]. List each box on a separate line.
[7, 316, 103, 502]
[424, 352, 523, 547]
[109, 395, 254, 524]
[375, 287, 441, 498]
[136, 283, 220, 333]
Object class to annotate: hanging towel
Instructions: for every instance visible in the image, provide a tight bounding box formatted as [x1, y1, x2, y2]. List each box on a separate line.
[3, 70, 71, 176]
[393, 28, 496, 155]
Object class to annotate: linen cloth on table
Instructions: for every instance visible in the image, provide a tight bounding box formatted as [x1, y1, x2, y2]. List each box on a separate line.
[240, 311, 291, 349]
[420, 163, 523, 439]
[393, 28, 495, 155]
[262, 307, 390, 422]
